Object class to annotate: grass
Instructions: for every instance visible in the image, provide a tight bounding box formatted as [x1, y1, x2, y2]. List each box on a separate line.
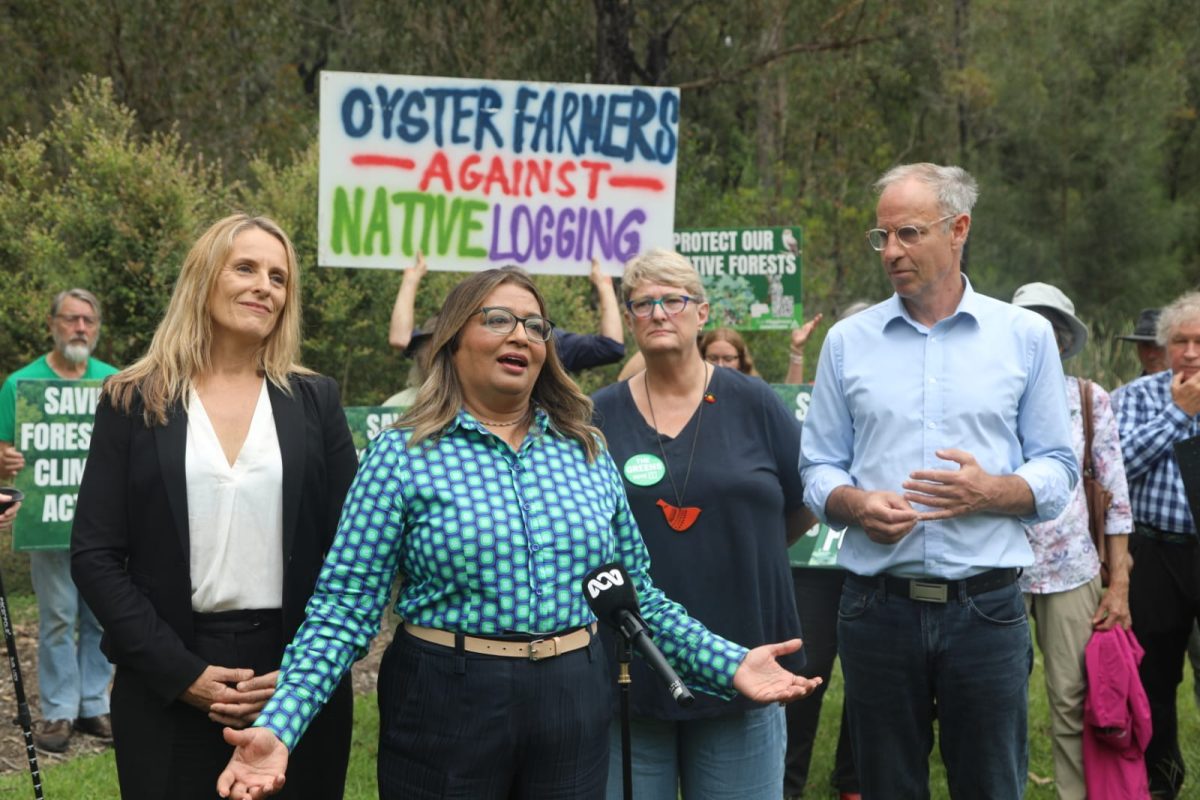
[0, 641, 1195, 800]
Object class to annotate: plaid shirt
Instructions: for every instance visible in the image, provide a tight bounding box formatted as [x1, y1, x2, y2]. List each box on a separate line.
[1114, 370, 1198, 536]
[255, 408, 746, 750]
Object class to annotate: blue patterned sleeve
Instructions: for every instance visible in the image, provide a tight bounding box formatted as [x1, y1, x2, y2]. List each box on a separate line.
[601, 451, 747, 699]
[253, 431, 409, 750]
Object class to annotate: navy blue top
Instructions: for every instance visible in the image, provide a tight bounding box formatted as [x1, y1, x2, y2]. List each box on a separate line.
[554, 329, 625, 372]
[592, 366, 806, 720]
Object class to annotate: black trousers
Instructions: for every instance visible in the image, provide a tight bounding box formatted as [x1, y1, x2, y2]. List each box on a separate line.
[1129, 533, 1200, 799]
[377, 628, 611, 800]
[110, 610, 352, 800]
[784, 568, 858, 796]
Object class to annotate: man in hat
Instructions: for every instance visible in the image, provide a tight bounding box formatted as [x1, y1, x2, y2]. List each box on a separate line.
[1117, 308, 1168, 378]
[1013, 282, 1134, 800]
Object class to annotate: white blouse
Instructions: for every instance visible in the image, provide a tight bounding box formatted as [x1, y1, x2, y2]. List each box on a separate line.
[185, 381, 284, 612]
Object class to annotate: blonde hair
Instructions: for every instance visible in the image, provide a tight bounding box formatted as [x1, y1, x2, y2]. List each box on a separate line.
[399, 267, 603, 461]
[699, 327, 759, 376]
[105, 214, 311, 426]
[621, 249, 706, 304]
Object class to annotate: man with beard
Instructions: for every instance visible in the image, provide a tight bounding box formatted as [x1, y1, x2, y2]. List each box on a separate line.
[0, 289, 117, 753]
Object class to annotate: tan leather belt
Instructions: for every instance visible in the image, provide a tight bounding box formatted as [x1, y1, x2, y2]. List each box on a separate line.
[403, 622, 597, 661]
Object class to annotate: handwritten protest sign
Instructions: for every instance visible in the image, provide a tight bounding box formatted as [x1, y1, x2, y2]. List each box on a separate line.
[11, 380, 105, 550]
[319, 71, 679, 275]
[676, 227, 802, 330]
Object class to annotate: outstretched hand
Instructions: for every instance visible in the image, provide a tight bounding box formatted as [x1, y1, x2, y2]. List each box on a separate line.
[404, 250, 428, 283]
[732, 639, 822, 704]
[217, 727, 288, 799]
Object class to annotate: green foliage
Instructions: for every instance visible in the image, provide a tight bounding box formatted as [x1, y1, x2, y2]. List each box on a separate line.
[0, 77, 225, 375]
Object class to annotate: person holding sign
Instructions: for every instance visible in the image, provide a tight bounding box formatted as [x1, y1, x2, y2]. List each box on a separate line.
[70, 215, 356, 799]
[216, 266, 820, 800]
[388, 252, 626, 376]
[591, 249, 815, 800]
[0, 288, 117, 753]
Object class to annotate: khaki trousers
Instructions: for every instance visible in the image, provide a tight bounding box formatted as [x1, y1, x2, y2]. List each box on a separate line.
[1025, 576, 1103, 800]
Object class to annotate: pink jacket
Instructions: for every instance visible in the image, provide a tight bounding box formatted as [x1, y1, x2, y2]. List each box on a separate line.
[1083, 626, 1152, 799]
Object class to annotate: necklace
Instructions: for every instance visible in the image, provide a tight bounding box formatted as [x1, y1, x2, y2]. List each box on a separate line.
[644, 362, 709, 532]
[471, 406, 530, 427]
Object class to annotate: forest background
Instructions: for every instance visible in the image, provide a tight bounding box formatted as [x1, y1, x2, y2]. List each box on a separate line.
[2, 0, 1199, 399]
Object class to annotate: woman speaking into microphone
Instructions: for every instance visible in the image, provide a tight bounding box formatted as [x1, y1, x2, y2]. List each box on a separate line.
[217, 266, 820, 800]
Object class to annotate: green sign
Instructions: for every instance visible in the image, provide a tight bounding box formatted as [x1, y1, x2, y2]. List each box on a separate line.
[11, 379, 107, 551]
[343, 406, 408, 460]
[674, 227, 802, 331]
[770, 383, 843, 570]
[788, 521, 846, 568]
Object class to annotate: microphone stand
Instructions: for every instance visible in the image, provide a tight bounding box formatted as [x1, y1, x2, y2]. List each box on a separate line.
[617, 633, 633, 800]
[0, 561, 44, 799]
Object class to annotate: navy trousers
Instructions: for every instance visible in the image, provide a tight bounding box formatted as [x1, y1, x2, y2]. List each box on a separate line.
[377, 628, 612, 799]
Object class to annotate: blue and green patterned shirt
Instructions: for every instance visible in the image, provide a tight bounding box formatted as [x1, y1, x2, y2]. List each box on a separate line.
[256, 409, 748, 750]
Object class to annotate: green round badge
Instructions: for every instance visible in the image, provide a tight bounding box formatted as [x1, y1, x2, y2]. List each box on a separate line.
[624, 453, 666, 486]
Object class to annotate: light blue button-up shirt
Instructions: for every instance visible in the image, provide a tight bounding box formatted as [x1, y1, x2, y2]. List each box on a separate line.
[800, 278, 1079, 579]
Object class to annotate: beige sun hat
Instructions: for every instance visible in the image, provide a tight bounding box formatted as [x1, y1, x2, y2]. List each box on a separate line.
[1012, 282, 1089, 360]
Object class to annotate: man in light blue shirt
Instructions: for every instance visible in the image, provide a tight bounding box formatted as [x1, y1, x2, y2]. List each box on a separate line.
[800, 163, 1077, 799]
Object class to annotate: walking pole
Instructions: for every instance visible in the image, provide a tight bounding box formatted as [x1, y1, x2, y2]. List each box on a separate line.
[0, 489, 44, 799]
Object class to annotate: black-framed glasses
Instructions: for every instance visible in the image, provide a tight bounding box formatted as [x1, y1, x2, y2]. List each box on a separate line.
[866, 213, 956, 251]
[474, 307, 554, 342]
[625, 294, 693, 318]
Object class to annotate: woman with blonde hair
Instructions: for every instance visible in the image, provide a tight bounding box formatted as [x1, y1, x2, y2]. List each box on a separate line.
[218, 265, 820, 800]
[592, 249, 816, 799]
[72, 214, 355, 799]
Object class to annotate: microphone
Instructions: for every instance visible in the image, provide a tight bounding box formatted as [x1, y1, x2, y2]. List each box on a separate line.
[583, 563, 694, 707]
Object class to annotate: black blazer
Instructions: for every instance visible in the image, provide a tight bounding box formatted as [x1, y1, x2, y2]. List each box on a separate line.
[71, 374, 357, 704]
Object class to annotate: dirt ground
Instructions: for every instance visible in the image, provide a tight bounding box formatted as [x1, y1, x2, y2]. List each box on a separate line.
[0, 618, 395, 775]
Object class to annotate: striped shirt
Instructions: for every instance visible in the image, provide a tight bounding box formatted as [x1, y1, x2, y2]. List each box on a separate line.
[1114, 370, 1198, 536]
[255, 408, 747, 750]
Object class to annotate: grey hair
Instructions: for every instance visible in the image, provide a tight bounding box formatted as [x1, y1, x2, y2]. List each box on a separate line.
[1156, 291, 1200, 346]
[49, 288, 101, 320]
[621, 249, 706, 304]
[874, 163, 980, 220]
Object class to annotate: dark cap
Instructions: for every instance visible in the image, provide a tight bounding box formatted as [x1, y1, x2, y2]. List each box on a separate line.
[403, 315, 439, 358]
[1115, 308, 1161, 343]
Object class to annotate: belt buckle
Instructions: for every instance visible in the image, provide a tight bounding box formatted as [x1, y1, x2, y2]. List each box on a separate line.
[909, 581, 948, 603]
[528, 636, 558, 661]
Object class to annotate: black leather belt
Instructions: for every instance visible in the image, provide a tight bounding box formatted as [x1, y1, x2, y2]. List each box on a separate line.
[846, 568, 1018, 604]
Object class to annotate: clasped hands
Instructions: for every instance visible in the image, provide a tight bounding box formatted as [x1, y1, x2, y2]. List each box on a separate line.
[183, 664, 278, 729]
[853, 448, 999, 545]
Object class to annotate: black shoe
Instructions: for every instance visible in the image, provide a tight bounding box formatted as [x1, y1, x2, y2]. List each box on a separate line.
[74, 714, 113, 739]
[34, 719, 71, 753]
